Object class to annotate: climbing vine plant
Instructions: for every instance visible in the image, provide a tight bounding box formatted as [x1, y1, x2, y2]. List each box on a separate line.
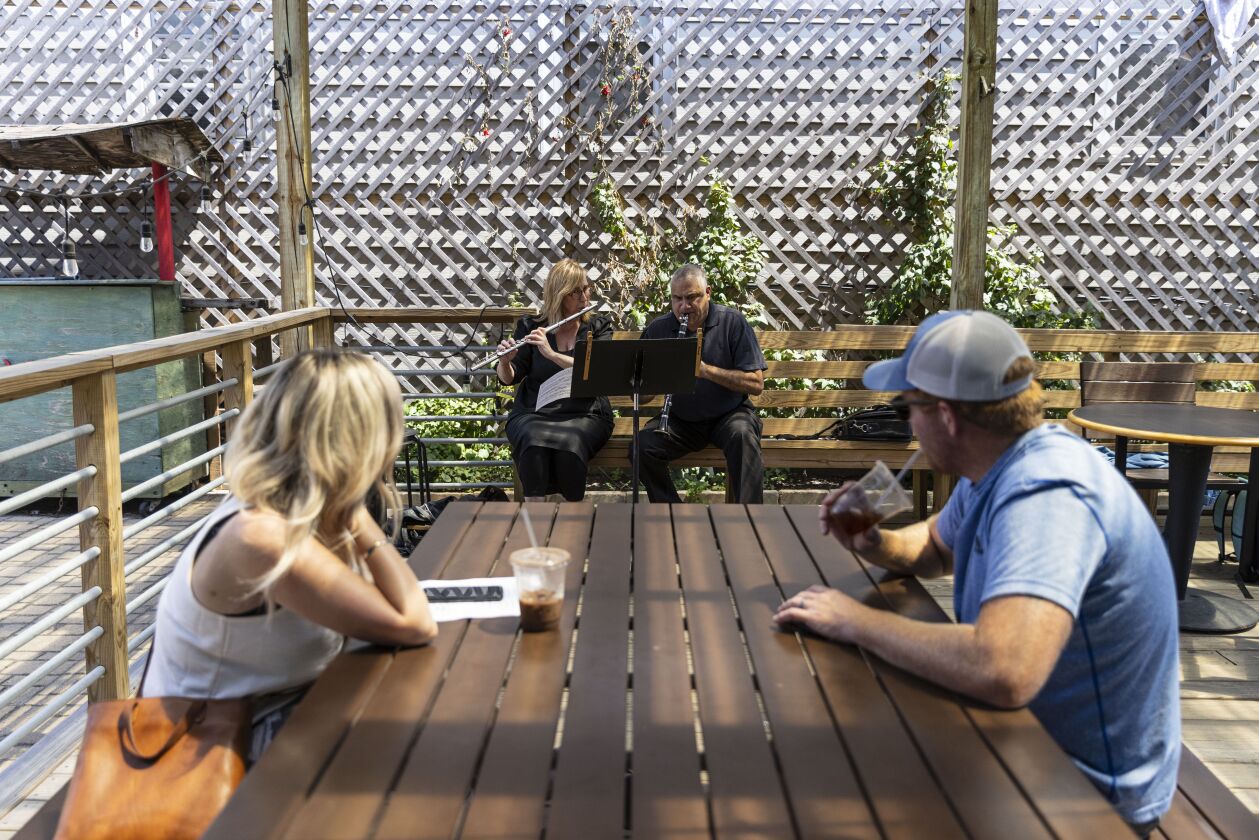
[864, 72, 1094, 330]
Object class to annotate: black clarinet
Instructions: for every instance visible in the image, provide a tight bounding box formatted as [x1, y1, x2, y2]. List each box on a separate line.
[658, 313, 689, 433]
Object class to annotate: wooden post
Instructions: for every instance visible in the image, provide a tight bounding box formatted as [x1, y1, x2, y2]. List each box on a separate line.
[72, 372, 129, 702]
[220, 339, 254, 438]
[311, 314, 335, 348]
[949, 0, 999, 311]
[273, 0, 315, 357]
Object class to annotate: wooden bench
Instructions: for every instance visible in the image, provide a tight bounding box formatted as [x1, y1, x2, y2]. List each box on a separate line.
[581, 326, 1259, 505]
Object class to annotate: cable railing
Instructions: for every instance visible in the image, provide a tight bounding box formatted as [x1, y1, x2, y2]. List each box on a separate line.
[0, 306, 532, 803]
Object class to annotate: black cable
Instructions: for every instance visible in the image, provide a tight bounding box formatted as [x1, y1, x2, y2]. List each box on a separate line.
[274, 54, 360, 342]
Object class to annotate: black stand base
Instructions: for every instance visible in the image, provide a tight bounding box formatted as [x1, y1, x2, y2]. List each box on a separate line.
[1178, 587, 1259, 634]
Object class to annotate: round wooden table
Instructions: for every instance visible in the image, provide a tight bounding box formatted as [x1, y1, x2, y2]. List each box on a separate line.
[1069, 403, 1259, 634]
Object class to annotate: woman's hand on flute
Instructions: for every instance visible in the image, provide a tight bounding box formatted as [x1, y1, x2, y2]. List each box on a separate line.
[524, 327, 566, 364]
[495, 338, 518, 385]
[496, 337, 519, 362]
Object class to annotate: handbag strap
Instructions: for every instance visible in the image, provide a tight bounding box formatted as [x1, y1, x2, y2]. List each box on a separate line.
[121, 699, 208, 763]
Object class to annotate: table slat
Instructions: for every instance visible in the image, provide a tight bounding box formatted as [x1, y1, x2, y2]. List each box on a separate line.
[279, 501, 522, 839]
[785, 506, 1133, 838]
[672, 505, 796, 837]
[202, 650, 394, 840]
[458, 502, 596, 839]
[1158, 790, 1225, 840]
[407, 500, 482, 579]
[372, 502, 549, 839]
[764, 508, 965, 839]
[781, 507, 1053, 839]
[1176, 747, 1259, 840]
[727, 506, 883, 839]
[630, 504, 709, 837]
[545, 505, 634, 839]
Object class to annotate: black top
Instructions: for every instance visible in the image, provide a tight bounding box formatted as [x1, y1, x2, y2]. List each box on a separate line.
[504, 314, 614, 420]
[1070, 403, 1259, 446]
[641, 303, 766, 422]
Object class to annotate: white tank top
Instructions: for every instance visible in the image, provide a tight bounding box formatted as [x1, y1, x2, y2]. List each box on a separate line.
[143, 496, 344, 699]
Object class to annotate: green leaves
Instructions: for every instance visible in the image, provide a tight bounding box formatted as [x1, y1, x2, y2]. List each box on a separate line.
[864, 73, 1093, 332]
[589, 169, 766, 326]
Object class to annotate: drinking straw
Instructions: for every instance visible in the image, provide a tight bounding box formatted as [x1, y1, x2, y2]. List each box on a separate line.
[874, 449, 923, 508]
[521, 506, 539, 549]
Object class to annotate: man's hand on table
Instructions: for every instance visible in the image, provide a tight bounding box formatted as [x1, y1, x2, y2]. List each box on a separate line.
[772, 584, 872, 644]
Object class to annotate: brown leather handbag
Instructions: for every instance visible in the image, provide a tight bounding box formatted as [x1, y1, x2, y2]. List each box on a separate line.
[53, 649, 251, 840]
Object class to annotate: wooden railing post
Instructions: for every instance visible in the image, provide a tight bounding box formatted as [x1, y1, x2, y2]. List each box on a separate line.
[72, 371, 129, 702]
[220, 339, 254, 439]
[311, 315, 335, 349]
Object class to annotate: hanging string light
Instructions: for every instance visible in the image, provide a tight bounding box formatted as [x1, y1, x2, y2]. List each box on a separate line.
[271, 85, 282, 124]
[198, 184, 213, 214]
[59, 200, 78, 277]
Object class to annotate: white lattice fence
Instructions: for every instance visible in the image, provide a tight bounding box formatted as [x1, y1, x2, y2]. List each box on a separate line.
[1, 0, 1256, 336]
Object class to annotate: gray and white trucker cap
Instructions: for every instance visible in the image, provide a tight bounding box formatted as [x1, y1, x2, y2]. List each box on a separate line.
[862, 310, 1034, 401]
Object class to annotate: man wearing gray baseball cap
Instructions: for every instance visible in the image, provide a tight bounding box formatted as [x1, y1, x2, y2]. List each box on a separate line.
[774, 310, 1180, 834]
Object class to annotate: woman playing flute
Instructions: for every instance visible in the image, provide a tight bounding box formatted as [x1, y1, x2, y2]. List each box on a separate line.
[496, 259, 613, 501]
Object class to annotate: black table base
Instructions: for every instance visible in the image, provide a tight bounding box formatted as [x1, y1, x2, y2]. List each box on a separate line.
[1179, 589, 1259, 634]
[1124, 440, 1259, 633]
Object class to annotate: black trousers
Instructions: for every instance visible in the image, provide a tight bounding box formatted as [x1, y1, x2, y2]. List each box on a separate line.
[631, 406, 764, 503]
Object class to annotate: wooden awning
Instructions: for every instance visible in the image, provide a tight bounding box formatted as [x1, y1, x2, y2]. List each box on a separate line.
[0, 117, 222, 179]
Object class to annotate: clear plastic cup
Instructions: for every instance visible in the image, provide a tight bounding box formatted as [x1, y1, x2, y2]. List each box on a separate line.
[828, 460, 914, 537]
[509, 546, 571, 632]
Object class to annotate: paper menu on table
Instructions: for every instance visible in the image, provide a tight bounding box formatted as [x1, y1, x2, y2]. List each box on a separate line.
[420, 577, 519, 622]
[535, 367, 573, 410]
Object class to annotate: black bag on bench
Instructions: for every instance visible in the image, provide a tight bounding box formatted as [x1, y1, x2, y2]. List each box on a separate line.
[775, 405, 912, 442]
[834, 406, 912, 441]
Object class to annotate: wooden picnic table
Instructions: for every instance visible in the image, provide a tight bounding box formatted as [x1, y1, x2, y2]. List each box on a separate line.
[203, 500, 1134, 839]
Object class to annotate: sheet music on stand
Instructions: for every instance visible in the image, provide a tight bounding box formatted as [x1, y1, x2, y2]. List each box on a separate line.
[535, 368, 573, 411]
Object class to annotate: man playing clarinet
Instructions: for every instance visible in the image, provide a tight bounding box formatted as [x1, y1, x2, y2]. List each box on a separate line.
[633, 264, 768, 503]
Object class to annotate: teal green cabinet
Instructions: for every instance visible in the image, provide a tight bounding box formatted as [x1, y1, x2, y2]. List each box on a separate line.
[0, 280, 207, 500]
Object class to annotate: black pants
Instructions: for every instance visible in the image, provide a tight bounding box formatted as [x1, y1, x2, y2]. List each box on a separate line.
[631, 406, 764, 503]
[517, 447, 589, 501]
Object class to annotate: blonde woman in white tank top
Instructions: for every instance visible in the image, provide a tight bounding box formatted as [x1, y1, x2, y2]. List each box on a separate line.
[144, 350, 436, 757]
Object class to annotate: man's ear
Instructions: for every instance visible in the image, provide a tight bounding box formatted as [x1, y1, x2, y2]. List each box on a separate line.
[938, 400, 961, 438]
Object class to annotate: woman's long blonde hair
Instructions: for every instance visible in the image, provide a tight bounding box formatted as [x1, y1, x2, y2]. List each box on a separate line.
[224, 350, 403, 594]
[540, 258, 591, 326]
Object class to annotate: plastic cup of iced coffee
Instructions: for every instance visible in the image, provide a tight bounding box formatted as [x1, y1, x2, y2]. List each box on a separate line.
[829, 460, 914, 537]
[509, 546, 571, 632]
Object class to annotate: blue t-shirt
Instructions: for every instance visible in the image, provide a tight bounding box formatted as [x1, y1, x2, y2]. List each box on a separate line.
[936, 424, 1180, 824]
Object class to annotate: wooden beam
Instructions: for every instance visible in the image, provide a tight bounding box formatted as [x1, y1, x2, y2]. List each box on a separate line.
[950, 0, 999, 311]
[72, 372, 129, 702]
[273, 0, 315, 357]
[67, 136, 107, 175]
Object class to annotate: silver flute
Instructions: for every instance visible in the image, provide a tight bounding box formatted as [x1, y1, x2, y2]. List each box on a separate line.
[472, 301, 600, 369]
[657, 313, 689, 433]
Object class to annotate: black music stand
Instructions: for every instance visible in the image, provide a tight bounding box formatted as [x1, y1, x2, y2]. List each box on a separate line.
[571, 335, 700, 503]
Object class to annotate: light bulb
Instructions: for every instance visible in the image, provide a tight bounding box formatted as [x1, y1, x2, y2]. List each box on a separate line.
[242, 136, 253, 153]
[271, 96, 281, 123]
[198, 185, 212, 214]
[298, 221, 309, 246]
[140, 220, 154, 254]
[60, 240, 79, 277]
